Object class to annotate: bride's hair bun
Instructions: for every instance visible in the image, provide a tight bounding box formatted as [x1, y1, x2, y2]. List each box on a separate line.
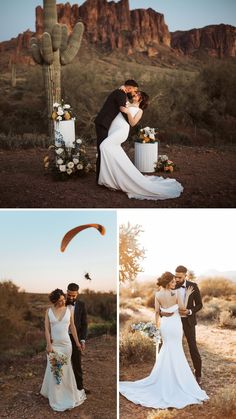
[157, 272, 175, 288]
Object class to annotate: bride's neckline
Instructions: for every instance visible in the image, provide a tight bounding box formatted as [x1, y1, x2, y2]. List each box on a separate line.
[50, 306, 67, 322]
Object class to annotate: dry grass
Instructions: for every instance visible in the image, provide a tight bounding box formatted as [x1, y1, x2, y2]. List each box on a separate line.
[120, 326, 156, 366]
[211, 385, 236, 416]
[199, 278, 236, 298]
[147, 410, 175, 419]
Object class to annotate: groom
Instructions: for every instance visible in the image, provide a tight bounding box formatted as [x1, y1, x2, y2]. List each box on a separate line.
[175, 265, 203, 385]
[94, 79, 139, 182]
[66, 282, 88, 392]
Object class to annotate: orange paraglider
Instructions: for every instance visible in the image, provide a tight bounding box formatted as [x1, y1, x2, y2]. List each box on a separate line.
[60, 224, 106, 252]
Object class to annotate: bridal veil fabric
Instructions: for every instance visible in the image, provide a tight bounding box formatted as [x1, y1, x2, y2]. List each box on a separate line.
[40, 307, 86, 411]
[119, 304, 208, 409]
[98, 107, 183, 200]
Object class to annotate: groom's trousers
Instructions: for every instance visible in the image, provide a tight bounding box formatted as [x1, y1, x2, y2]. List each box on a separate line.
[182, 318, 202, 377]
[70, 334, 83, 390]
[95, 124, 108, 182]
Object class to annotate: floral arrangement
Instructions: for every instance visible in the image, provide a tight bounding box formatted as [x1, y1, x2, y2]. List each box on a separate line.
[49, 351, 68, 385]
[154, 155, 175, 173]
[131, 322, 162, 345]
[44, 138, 94, 179]
[51, 100, 75, 121]
[136, 126, 158, 143]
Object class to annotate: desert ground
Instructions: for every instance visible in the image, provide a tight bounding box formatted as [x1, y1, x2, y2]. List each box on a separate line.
[1, 144, 236, 208]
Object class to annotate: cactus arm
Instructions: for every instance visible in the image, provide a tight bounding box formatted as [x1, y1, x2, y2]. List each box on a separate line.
[60, 25, 68, 52]
[52, 23, 62, 51]
[60, 22, 84, 65]
[31, 43, 44, 64]
[41, 32, 54, 64]
[43, 0, 57, 33]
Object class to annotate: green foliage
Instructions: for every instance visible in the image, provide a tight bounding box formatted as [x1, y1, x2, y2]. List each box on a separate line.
[119, 223, 146, 283]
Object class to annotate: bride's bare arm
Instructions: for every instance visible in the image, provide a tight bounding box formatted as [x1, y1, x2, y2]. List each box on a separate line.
[69, 308, 82, 351]
[45, 309, 53, 353]
[120, 106, 143, 127]
[155, 294, 160, 327]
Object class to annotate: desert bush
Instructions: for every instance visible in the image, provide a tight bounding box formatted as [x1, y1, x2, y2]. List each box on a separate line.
[218, 310, 236, 329]
[199, 278, 236, 298]
[197, 303, 220, 321]
[88, 320, 116, 338]
[80, 290, 116, 322]
[119, 312, 131, 323]
[120, 328, 155, 365]
[147, 410, 175, 419]
[211, 384, 236, 416]
[0, 133, 50, 149]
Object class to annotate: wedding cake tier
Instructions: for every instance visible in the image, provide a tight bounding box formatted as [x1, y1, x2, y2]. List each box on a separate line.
[134, 142, 158, 173]
[54, 119, 75, 148]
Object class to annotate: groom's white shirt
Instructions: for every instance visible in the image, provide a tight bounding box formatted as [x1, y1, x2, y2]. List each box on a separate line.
[180, 281, 192, 315]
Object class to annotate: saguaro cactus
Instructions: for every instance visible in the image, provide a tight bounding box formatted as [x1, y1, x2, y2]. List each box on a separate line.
[30, 0, 84, 135]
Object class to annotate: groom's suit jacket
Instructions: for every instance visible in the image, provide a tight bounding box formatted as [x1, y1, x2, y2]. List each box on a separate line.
[74, 299, 88, 341]
[94, 89, 128, 129]
[183, 280, 203, 326]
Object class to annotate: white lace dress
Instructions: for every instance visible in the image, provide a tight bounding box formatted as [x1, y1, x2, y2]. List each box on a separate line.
[40, 307, 86, 411]
[98, 107, 183, 200]
[119, 304, 208, 409]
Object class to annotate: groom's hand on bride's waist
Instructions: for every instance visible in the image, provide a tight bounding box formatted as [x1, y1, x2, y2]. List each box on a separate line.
[160, 311, 174, 317]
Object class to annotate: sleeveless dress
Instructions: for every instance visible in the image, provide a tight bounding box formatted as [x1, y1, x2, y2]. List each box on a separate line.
[119, 304, 208, 409]
[98, 107, 183, 200]
[40, 307, 86, 411]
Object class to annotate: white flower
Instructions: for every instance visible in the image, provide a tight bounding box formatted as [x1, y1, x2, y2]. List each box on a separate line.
[53, 102, 60, 108]
[57, 116, 62, 121]
[57, 158, 64, 165]
[57, 108, 64, 116]
[56, 148, 64, 155]
[59, 165, 66, 172]
[76, 139, 82, 144]
[63, 104, 71, 109]
[77, 164, 83, 170]
[73, 158, 79, 164]
[67, 168, 73, 175]
[149, 133, 155, 140]
[67, 161, 74, 169]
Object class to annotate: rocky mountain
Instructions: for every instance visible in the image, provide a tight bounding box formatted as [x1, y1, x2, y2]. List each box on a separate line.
[0, 0, 235, 64]
[171, 24, 236, 58]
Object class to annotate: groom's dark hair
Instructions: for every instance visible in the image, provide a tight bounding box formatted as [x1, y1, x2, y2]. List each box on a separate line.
[175, 265, 187, 273]
[124, 79, 139, 87]
[67, 283, 79, 291]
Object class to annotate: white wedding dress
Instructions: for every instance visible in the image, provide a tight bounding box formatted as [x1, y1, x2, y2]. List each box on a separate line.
[98, 107, 183, 200]
[40, 307, 86, 411]
[119, 304, 208, 409]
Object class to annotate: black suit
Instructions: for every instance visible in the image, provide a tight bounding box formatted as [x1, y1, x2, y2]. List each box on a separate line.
[94, 89, 127, 181]
[180, 280, 203, 377]
[69, 299, 88, 390]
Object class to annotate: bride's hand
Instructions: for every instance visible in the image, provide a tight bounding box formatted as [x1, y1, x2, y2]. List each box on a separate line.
[120, 106, 129, 114]
[46, 344, 53, 354]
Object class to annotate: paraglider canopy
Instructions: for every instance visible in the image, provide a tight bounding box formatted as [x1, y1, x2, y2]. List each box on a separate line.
[60, 223, 106, 252]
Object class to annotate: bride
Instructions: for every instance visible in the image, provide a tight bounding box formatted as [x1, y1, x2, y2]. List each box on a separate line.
[119, 272, 209, 409]
[40, 289, 86, 411]
[98, 92, 183, 200]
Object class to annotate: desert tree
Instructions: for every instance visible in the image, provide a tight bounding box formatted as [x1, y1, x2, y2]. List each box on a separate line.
[119, 222, 146, 283]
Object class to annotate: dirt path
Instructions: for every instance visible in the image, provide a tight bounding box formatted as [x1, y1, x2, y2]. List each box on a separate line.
[0, 335, 116, 419]
[119, 308, 236, 419]
[0, 145, 236, 208]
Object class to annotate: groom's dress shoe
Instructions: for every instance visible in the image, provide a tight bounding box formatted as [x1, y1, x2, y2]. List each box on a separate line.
[196, 376, 201, 385]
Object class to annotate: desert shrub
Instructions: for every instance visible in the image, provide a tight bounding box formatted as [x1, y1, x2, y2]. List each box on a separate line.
[211, 385, 236, 416]
[197, 304, 220, 321]
[80, 290, 116, 322]
[0, 133, 50, 149]
[218, 310, 236, 329]
[119, 312, 131, 323]
[120, 328, 155, 365]
[199, 278, 236, 298]
[88, 320, 116, 338]
[145, 292, 155, 308]
[147, 410, 175, 419]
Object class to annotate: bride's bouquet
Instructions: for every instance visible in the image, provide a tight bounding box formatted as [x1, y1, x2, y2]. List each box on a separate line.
[155, 155, 175, 173]
[49, 351, 68, 385]
[131, 322, 162, 345]
[137, 127, 158, 143]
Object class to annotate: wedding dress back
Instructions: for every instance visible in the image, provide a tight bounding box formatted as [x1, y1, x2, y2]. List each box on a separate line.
[40, 307, 86, 411]
[98, 106, 183, 200]
[119, 303, 208, 409]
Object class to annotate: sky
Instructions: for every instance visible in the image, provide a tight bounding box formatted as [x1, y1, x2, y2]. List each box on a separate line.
[118, 209, 235, 279]
[0, 0, 236, 42]
[0, 210, 117, 293]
